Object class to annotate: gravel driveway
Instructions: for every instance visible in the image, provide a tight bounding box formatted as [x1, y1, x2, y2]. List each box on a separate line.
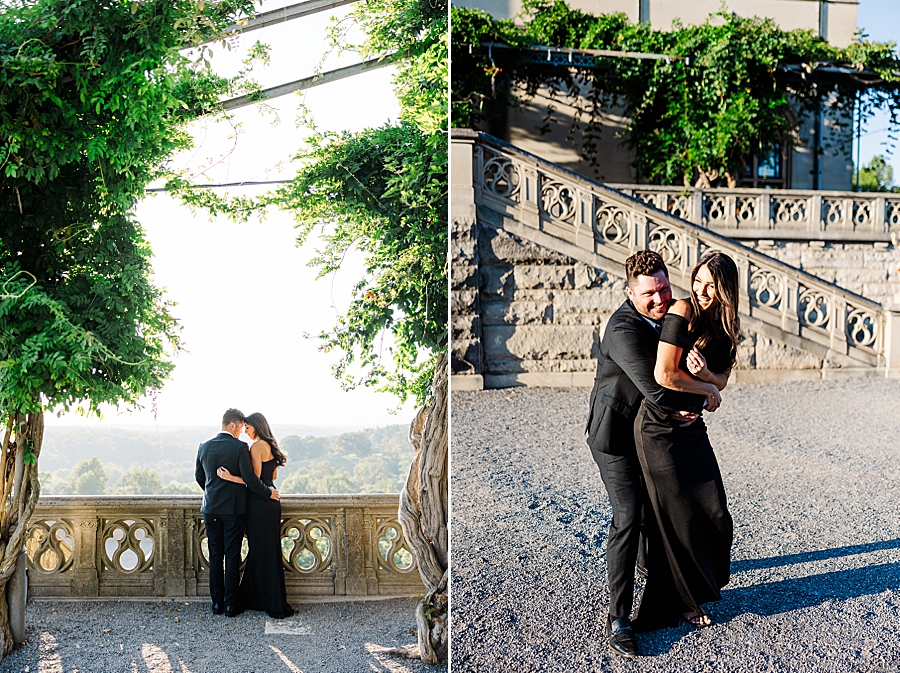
[0, 597, 442, 673]
[450, 378, 900, 672]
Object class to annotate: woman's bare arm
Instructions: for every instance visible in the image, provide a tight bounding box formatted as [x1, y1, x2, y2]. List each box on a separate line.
[654, 300, 722, 409]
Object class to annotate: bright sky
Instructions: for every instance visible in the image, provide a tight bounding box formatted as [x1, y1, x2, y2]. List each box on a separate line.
[857, 0, 900, 176]
[46, 0, 417, 431]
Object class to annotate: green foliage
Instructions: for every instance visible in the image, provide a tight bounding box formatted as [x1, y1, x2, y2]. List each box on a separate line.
[0, 0, 256, 419]
[59, 457, 109, 495]
[858, 155, 896, 192]
[173, 0, 449, 406]
[39, 424, 411, 494]
[451, 1, 900, 185]
[113, 467, 164, 495]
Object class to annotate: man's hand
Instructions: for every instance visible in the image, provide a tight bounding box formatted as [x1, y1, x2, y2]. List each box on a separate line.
[704, 384, 722, 412]
[671, 410, 699, 427]
[269, 487, 280, 501]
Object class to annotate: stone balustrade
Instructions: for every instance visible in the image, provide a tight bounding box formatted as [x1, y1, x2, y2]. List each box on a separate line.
[451, 130, 900, 387]
[24, 495, 423, 599]
[608, 184, 899, 242]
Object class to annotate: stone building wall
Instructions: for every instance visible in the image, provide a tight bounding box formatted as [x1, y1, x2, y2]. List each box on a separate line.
[752, 241, 900, 307]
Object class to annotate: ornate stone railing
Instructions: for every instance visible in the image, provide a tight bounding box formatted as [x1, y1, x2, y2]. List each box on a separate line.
[24, 495, 423, 599]
[457, 130, 900, 374]
[607, 184, 899, 242]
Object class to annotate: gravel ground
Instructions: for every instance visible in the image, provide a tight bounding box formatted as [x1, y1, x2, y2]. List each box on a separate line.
[0, 597, 445, 673]
[450, 378, 900, 673]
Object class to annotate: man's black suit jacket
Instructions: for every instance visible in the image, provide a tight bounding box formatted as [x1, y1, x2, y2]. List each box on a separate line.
[195, 432, 272, 515]
[586, 299, 705, 458]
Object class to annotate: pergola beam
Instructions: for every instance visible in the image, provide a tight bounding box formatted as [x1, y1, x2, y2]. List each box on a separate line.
[225, 0, 360, 35]
[219, 54, 400, 110]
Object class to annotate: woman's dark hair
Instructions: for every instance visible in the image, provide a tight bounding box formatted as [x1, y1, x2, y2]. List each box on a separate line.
[244, 412, 286, 467]
[688, 251, 741, 368]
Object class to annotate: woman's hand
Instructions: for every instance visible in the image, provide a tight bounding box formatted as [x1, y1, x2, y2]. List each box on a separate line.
[217, 466, 235, 482]
[686, 348, 710, 380]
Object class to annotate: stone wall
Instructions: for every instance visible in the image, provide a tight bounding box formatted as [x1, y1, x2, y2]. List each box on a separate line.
[751, 240, 900, 307]
[453, 220, 628, 388]
[451, 219, 900, 389]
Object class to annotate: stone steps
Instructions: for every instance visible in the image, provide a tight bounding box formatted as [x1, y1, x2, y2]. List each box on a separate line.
[450, 130, 900, 388]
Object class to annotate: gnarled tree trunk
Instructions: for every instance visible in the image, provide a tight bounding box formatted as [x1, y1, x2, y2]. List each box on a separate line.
[392, 353, 448, 663]
[0, 411, 43, 658]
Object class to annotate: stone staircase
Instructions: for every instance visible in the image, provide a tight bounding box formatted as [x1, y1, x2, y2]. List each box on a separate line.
[451, 130, 900, 389]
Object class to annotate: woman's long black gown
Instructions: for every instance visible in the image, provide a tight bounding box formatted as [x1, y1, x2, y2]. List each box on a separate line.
[239, 459, 295, 619]
[632, 312, 733, 629]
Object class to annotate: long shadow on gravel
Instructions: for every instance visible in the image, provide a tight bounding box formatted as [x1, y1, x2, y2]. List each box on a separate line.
[717, 561, 900, 620]
[731, 538, 900, 573]
[637, 561, 900, 657]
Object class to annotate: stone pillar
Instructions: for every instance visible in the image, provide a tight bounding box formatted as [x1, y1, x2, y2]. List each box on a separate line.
[184, 516, 198, 596]
[451, 133, 484, 390]
[164, 508, 186, 597]
[72, 517, 99, 597]
[362, 512, 378, 595]
[884, 303, 900, 378]
[343, 506, 368, 596]
[782, 277, 800, 336]
[830, 296, 849, 353]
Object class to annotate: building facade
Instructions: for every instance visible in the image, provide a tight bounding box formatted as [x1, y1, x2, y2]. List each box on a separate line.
[456, 0, 860, 190]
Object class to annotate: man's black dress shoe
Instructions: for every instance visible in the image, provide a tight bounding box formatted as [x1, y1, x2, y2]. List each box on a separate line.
[224, 604, 244, 617]
[211, 603, 225, 615]
[606, 615, 639, 659]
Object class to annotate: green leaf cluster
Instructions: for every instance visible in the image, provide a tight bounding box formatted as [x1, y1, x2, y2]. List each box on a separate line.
[858, 155, 897, 192]
[452, 1, 900, 185]
[0, 0, 255, 417]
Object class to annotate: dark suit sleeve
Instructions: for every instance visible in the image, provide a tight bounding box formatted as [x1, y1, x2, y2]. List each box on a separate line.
[237, 447, 273, 499]
[195, 448, 206, 490]
[606, 320, 704, 413]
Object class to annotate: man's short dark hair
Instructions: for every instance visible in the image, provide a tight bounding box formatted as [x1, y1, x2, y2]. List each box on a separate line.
[625, 250, 668, 287]
[222, 408, 244, 427]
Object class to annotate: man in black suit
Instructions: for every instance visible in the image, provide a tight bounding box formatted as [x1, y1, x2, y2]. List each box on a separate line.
[585, 250, 722, 658]
[196, 408, 279, 617]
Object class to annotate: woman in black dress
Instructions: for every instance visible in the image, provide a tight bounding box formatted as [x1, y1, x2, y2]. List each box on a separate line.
[218, 412, 295, 619]
[633, 251, 740, 630]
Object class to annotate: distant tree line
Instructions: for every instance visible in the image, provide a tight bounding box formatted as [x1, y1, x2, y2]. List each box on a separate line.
[39, 425, 412, 496]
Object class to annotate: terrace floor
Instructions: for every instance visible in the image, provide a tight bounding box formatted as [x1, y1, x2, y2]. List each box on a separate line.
[0, 596, 443, 673]
[451, 378, 900, 672]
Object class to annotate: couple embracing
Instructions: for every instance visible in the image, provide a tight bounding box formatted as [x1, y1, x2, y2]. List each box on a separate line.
[586, 249, 740, 658]
[195, 408, 295, 619]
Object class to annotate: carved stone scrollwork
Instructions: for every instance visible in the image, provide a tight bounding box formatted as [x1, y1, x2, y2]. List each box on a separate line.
[648, 225, 683, 266]
[798, 288, 831, 328]
[665, 195, 689, 219]
[822, 200, 843, 228]
[102, 519, 154, 574]
[196, 518, 209, 569]
[281, 518, 333, 573]
[541, 179, 577, 222]
[635, 192, 661, 209]
[847, 308, 878, 348]
[704, 195, 727, 223]
[852, 201, 872, 229]
[735, 197, 757, 224]
[749, 268, 784, 309]
[26, 520, 74, 574]
[886, 200, 900, 228]
[482, 155, 520, 200]
[595, 201, 631, 245]
[772, 198, 809, 225]
[375, 519, 415, 574]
